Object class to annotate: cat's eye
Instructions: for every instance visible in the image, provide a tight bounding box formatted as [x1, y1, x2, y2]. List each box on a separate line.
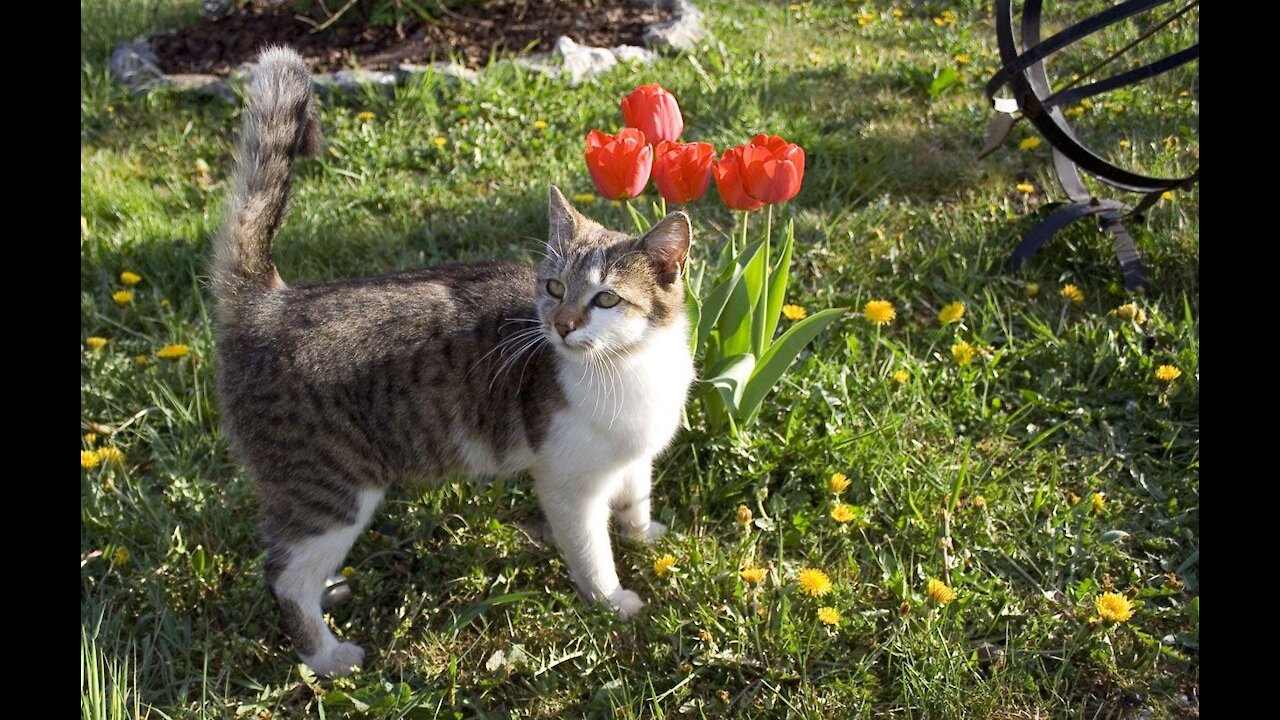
[593, 291, 621, 309]
[546, 279, 565, 298]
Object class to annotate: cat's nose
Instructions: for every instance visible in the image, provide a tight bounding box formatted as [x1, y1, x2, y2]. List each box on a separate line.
[554, 319, 577, 338]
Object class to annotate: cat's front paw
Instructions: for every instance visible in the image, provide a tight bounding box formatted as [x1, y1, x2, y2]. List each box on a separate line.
[302, 642, 365, 677]
[607, 588, 646, 620]
[624, 521, 668, 545]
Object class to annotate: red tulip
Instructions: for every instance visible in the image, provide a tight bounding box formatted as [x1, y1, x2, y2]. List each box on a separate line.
[712, 146, 765, 211]
[620, 84, 684, 144]
[584, 128, 653, 200]
[739, 134, 805, 205]
[652, 141, 715, 204]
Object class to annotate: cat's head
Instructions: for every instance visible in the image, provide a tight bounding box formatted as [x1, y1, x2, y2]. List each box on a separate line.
[535, 185, 691, 358]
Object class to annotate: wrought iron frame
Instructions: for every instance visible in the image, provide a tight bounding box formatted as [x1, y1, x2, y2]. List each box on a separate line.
[981, 0, 1199, 290]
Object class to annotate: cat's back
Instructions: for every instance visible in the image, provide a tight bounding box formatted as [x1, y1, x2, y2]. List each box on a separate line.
[219, 261, 538, 382]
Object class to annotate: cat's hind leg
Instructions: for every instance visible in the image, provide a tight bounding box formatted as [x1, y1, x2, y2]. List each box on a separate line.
[263, 487, 384, 676]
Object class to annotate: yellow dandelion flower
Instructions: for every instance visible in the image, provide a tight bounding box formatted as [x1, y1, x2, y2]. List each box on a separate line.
[342, 566, 356, 578]
[357, 111, 375, 122]
[1059, 284, 1084, 304]
[156, 344, 190, 360]
[1161, 191, 1173, 201]
[797, 568, 833, 597]
[864, 300, 895, 325]
[1019, 136, 1041, 151]
[84, 432, 98, 447]
[82, 450, 102, 469]
[120, 271, 142, 286]
[654, 554, 677, 577]
[1178, 90, 1190, 98]
[1095, 592, 1133, 623]
[782, 304, 807, 321]
[939, 301, 965, 325]
[856, 12, 874, 25]
[892, 8, 903, 18]
[1024, 282, 1041, 298]
[951, 340, 976, 367]
[1065, 106, 1085, 118]
[934, 10, 956, 26]
[86, 336, 109, 352]
[1155, 365, 1182, 382]
[830, 504, 856, 523]
[1016, 182, 1035, 194]
[533, 120, 549, 130]
[926, 578, 956, 605]
[954, 54, 970, 65]
[433, 136, 447, 147]
[740, 566, 766, 584]
[972, 495, 987, 508]
[736, 504, 753, 525]
[817, 606, 841, 625]
[1081, 99, 1094, 109]
[1111, 303, 1146, 324]
[111, 546, 130, 566]
[828, 472, 851, 494]
[893, 369, 910, 384]
[572, 193, 597, 204]
[1118, 139, 1131, 149]
[112, 291, 134, 306]
[1091, 492, 1105, 514]
[1068, 492, 1081, 506]
[98, 447, 124, 465]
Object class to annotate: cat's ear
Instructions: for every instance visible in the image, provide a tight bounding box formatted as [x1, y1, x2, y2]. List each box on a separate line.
[548, 184, 578, 255]
[638, 212, 692, 286]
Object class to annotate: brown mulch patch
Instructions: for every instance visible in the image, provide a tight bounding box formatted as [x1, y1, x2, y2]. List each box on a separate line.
[151, 0, 671, 75]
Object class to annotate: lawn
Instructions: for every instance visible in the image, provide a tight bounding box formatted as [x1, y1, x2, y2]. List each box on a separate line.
[81, 1, 1199, 717]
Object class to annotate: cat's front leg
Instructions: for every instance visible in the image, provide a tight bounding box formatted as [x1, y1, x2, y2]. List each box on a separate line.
[611, 456, 668, 544]
[534, 470, 644, 619]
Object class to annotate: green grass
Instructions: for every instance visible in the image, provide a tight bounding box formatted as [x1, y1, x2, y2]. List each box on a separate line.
[81, 1, 1198, 717]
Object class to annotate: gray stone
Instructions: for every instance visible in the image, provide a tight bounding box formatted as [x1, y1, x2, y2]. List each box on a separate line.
[397, 61, 479, 84]
[513, 53, 562, 79]
[641, 0, 706, 52]
[109, 41, 163, 89]
[612, 45, 657, 65]
[157, 73, 236, 102]
[202, 0, 232, 20]
[311, 69, 399, 96]
[555, 36, 617, 86]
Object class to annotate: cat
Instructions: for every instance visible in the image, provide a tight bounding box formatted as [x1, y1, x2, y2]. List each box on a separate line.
[211, 47, 695, 677]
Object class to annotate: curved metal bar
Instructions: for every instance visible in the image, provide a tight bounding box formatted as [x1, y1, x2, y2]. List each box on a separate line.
[1045, 44, 1200, 108]
[986, 0, 1172, 101]
[1009, 201, 1127, 271]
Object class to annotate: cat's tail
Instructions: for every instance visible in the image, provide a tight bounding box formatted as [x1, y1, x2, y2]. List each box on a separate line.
[211, 46, 322, 303]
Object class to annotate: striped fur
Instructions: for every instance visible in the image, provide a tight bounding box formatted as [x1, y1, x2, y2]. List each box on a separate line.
[211, 48, 695, 677]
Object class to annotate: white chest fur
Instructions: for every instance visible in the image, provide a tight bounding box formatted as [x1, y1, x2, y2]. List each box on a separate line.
[542, 320, 693, 475]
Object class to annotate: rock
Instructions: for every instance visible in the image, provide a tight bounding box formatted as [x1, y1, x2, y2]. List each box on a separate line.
[513, 52, 562, 78]
[311, 69, 399, 96]
[109, 41, 164, 89]
[554, 36, 617, 86]
[202, 0, 232, 20]
[642, 0, 706, 52]
[612, 45, 657, 65]
[397, 61, 480, 84]
[158, 73, 235, 102]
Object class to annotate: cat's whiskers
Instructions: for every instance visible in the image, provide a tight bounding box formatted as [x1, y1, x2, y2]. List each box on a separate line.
[489, 331, 549, 393]
[470, 327, 543, 379]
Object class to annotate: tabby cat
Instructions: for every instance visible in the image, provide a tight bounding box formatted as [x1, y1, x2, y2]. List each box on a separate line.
[212, 48, 694, 676]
